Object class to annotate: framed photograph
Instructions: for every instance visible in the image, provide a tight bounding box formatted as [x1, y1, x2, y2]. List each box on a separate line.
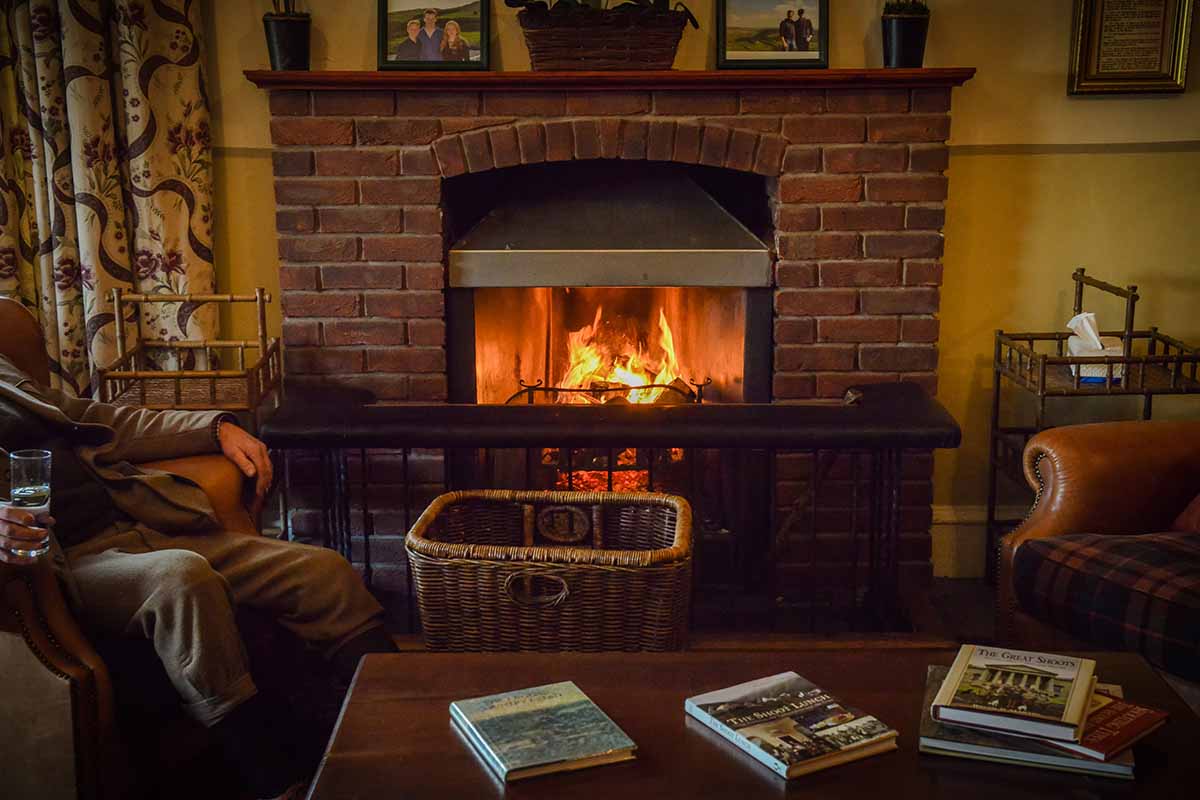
[377, 0, 489, 70]
[717, 0, 829, 69]
[1068, 0, 1193, 93]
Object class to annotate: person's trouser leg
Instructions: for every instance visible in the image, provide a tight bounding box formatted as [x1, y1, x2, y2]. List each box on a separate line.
[67, 531, 257, 727]
[67, 528, 367, 796]
[155, 528, 388, 659]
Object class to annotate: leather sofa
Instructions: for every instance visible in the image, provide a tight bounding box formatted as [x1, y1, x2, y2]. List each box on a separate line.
[0, 297, 258, 800]
[999, 420, 1200, 679]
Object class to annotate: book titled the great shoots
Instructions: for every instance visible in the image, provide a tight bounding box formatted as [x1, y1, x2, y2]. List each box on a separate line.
[932, 644, 1097, 742]
[920, 665, 1134, 779]
[685, 672, 897, 779]
[450, 681, 636, 782]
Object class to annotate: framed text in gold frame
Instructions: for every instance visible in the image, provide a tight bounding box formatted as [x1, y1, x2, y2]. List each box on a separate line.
[1068, 0, 1193, 94]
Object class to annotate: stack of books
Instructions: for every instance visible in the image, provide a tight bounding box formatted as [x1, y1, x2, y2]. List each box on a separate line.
[921, 644, 1169, 779]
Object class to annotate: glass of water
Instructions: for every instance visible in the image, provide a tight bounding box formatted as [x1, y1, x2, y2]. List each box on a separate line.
[6, 449, 51, 557]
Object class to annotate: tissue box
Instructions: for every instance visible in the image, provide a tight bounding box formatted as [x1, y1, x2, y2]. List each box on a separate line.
[1068, 335, 1124, 379]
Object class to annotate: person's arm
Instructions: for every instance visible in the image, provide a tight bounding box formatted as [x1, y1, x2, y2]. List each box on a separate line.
[32, 386, 273, 507]
[44, 386, 216, 461]
[43, 386, 226, 464]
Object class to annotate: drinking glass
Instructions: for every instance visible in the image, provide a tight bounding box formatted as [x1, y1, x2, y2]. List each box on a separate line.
[5, 449, 51, 557]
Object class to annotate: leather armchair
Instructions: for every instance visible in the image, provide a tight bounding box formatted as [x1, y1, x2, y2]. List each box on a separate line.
[998, 420, 1200, 648]
[0, 297, 257, 800]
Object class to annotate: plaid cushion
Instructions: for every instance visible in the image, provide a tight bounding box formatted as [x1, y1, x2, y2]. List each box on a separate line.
[1013, 532, 1200, 680]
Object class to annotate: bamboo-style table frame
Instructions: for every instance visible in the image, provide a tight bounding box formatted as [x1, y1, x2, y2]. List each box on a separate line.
[97, 289, 282, 431]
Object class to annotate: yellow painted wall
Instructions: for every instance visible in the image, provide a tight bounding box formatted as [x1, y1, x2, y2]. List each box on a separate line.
[205, 1, 1200, 573]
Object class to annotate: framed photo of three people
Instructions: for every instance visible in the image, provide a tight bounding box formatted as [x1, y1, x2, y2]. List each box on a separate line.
[377, 0, 489, 70]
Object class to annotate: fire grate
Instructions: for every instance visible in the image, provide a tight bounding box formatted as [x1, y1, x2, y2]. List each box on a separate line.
[505, 377, 713, 405]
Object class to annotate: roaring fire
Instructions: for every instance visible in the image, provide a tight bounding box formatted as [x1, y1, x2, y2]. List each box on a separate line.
[556, 305, 683, 404]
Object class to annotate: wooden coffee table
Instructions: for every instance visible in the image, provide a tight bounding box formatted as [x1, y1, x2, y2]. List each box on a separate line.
[307, 646, 1199, 798]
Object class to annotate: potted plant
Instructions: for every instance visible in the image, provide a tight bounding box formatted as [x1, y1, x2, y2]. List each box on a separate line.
[882, 0, 930, 68]
[263, 1, 310, 71]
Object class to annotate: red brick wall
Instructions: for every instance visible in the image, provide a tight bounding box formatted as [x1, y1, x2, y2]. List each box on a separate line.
[266, 85, 953, 591]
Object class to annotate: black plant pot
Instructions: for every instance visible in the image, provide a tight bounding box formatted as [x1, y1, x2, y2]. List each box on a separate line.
[264, 13, 311, 71]
[882, 14, 929, 69]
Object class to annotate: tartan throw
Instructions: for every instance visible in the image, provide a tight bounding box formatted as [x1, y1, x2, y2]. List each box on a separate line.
[1013, 531, 1200, 681]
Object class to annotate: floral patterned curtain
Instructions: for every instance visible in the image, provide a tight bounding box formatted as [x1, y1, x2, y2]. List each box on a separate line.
[0, 0, 215, 396]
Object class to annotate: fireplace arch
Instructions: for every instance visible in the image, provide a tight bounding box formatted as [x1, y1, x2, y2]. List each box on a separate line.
[431, 117, 789, 180]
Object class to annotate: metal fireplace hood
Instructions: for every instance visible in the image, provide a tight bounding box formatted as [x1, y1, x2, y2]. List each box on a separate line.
[448, 165, 772, 288]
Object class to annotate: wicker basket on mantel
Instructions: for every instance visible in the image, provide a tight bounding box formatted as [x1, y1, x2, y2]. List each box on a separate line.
[406, 490, 693, 651]
[518, 7, 688, 71]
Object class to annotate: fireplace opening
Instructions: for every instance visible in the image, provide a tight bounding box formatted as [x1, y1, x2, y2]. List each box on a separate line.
[445, 161, 774, 406]
[473, 286, 746, 405]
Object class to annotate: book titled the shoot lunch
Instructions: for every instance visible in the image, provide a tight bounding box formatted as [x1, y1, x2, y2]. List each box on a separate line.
[931, 645, 1097, 742]
[684, 672, 897, 779]
[450, 681, 635, 782]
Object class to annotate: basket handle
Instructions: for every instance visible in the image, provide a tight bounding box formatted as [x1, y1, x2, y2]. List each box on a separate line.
[503, 570, 570, 608]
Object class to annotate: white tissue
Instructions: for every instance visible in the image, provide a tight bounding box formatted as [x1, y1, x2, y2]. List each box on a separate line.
[1066, 311, 1124, 379]
[1066, 312, 1105, 351]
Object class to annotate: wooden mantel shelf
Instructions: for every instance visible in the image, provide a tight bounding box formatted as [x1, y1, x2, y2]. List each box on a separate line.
[244, 68, 975, 92]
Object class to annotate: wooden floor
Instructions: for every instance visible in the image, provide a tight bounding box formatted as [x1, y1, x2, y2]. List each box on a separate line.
[915, 577, 998, 643]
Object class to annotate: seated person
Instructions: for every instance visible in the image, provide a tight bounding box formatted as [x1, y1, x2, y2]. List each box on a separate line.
[0, 353, 397, 799]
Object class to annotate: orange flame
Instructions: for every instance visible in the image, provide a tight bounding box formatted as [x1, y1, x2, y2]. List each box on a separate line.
[556, 306, 683, 404]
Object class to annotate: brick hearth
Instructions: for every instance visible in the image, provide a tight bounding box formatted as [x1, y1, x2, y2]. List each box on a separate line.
[249, 69, 972, 596]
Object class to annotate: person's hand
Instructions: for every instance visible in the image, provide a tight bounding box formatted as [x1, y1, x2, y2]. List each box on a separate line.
[218, 421, 274, 514]
[0, 505, 53, 565]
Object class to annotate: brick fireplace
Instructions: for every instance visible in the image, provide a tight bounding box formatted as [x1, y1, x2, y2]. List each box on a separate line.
[247, 68, 974, 614]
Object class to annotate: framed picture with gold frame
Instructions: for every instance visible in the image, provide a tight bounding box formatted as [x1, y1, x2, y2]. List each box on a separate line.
[1068, 0, 1193, 94]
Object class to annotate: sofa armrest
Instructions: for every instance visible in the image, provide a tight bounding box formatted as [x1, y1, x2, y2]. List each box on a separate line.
[141, 454, 258, 536]
[1012, 420, 1200, 547]
[997, 420, 1200, 643]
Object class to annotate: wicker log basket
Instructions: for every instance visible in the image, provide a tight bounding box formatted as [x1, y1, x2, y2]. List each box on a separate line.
[512, 0, 700, 71]
[406, 491, 693, 651]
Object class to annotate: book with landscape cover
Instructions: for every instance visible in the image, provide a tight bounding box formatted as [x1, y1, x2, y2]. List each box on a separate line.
[685, 671, 897, 779]
[450, 681, 635, 782]
[920, 666, 1134, 779]
[1048, 690, 1168, 761]
[931, 644, 1097, 742]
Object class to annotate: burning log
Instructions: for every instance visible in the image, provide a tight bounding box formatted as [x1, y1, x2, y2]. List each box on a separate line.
[556, 304, 685, 405]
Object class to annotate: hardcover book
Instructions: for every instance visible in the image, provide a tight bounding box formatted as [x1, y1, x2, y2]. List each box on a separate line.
[685, 671, 897, 779]
[449, 681, 636, 782]
[1049, 691, 1168, 761]
[931, 644, 1097, 742]
[920, 666, 1134, 779]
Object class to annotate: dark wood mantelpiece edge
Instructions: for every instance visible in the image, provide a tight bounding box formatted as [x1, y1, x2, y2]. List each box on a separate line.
[244, 68, 976, 92]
